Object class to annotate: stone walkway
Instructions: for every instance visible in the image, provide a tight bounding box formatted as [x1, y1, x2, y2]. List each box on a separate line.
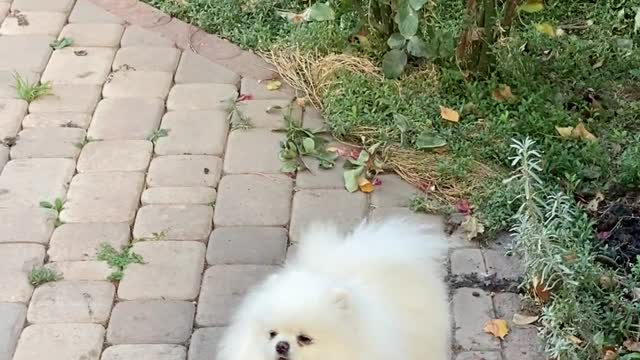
[0, 0, 544, 359]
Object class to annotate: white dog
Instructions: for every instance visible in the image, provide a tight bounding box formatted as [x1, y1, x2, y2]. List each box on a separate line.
[217, 218, 451, 360]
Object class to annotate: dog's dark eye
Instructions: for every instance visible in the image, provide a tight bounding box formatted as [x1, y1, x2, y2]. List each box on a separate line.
[297, 335, 313, 346]
[269, 331, 278, 339]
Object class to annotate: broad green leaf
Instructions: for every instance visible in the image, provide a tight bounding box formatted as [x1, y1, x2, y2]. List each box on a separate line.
[281, 161, 298, 173]
[534, 22, 555, 37]
[39, 201, 53, 209]
[394, 114, 410, 132]
[415, 132, 447, 149]
[398, 4, 419, 38]
[518, 0, 544, 13]
[304, 3, 335, 21]
[409, 0, 427, 11]
[302, 137, 315, 153]
[407, 36, 428, 57]
[621, 354, 640, 360]
[382, 49, 407, 79]
[50, 37, 73, 50]
[54, 198, 64, 209]
[343, 167, 364, 192]
[387, 33, 406, 49]
[355, 149, 370, 164]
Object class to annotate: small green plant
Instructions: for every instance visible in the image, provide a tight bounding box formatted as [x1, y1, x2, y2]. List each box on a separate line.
[73, 137, 91, 150]
[147, 128, 170, 143]
[49, 37, 73, 50]
[96, 243, 144, 282]
[409, 194, 449, 214]
[28, 266, 62, 286]
[39, 198, 65, 227]
[14, 73, 52, 103]
[223, 99, 252, 130]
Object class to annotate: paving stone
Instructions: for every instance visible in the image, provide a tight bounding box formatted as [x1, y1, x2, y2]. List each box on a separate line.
[370, 174, 419, 207]
[302, 107, 326, 129]
[240, 78, 294, 100]
[224, 129, 282, 173]
[45, 261, 111, 281]
[483, 250, 523, 281]
[120, 25, 174, 47]
[0, 35, 53, 72]
[133, 205, 213, 242]
[0, 244, 45, 272]
[28, 84, 102, 113]
[68, 0, 125, 24]
[197, 265, 277, 326]
[60, 172, 145, 224]
[455, 351, 502, 360]
[0, 3, 8, 22]
[175, 51, 240, 84]
[453, 288, 499, 351]
[235, 99, 293, 128]
[22, 112, 92, 129]
[10, 127, 85, 159]
[58, 24, 124, 47]
[0, 208, 54, 244]
[41, 47, 116, 85]
[450, 249, 486, 276]
[501, 326, 543, 360]
[0, 303, 26, 360]
[166, 84, 237, 111]
[113, 47, 180, 72]
[88, 98, 164, 140]
[0, 272, 32, 302]
[107, 300, 195, 344]
[207, 227, 287, 265]
[0, 98, 27, 139]
[289, 189, 368, 243]
[48, 223, 130, 262]
[147, 155, 222, 188]
[77, 140, 152, 172]
[11, 0, 75, 12]
[0, 145, 7, 170]
[0, 158, 75, 208]
[103, 70, 173, 99]
[102, 344, 187, 360]
[295, 156, 346, 189]
[155, 110, 228, 156]
[214, 174, 293, 227]
[118, 241, 206, 300]
[141, 187, 216, 205]
[368, 207, 447, 234]
[0, 70, 40, 99]
[27, 281, 115, 324]
[12, 324, 104, 360]
[0, 11, 66, 36]
[188, 327, 225, 360]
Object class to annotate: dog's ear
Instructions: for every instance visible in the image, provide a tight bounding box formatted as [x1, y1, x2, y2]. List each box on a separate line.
[330, 288, 349, 310]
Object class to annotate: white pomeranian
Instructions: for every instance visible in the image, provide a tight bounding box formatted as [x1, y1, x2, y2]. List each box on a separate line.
[216, 218, 451, 360]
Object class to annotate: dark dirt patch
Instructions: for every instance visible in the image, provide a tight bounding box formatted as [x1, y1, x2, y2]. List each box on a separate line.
[447, 272, 522, 293]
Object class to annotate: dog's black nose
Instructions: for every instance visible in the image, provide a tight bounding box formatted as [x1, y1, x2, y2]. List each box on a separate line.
[276, 341, 290, 355]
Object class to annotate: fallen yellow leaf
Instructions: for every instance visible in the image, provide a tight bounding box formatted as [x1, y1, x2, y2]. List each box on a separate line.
[266, 80, 282, 91]
[556, 126, 573, 138]
[567, 335, 583, 345]
[572, 122, 597, 141]
[519, 0, 544, 13]
[512, 313, 539, 325]
[440, 106, 460, 123]
[534, 22, 556, 37]
[491, 85, 516, 103]
[483, 319, 509, 339]
[358, 177, 374, 193]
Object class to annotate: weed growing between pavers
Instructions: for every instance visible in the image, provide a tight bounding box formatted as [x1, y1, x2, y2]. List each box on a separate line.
[39, 198, 66, 228]
[13, 72, 52, 103]
[96, 244, 144, 282]
[29, 266, 62, 286]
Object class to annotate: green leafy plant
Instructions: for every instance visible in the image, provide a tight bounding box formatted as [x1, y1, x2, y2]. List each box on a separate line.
[39, 198, 66, 227]
[50, 37, 73, 50]
[223, 98, 253, 130]
[342, 143, 384, 192]
[28, 266, 62, 286]
[147, 128, 170, 143]
[96, 243, 144, 282]
[14, 73, 52, 103]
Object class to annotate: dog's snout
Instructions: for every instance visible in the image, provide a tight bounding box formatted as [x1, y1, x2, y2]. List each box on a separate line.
[276, 341, 290, 355]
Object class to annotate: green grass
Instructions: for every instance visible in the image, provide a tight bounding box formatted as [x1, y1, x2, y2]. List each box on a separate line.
[14, 73, 51, 103]
[28, 266, 62, 286]
[96, 243, 144, 282]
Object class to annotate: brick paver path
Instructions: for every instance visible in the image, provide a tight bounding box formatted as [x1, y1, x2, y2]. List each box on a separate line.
[0, 1, 544, 359]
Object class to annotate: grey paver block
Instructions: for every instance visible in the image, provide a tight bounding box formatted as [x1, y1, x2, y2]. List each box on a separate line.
[502, 326, 543, 360]
[368, 207, 447, 233]
[60, 172, 145, 224]
[240, 78, 294, 100]
[214, 174, 293, 227]
[10, 127, 85, 159]
[294, 156, 346, 189]
[0, 208, 54, 244]
[0, 3, 6, 21]
[12, 324, 104, 360]
[224, 129, 283, 173]
[207, 227, 287, 265]
[483, 250, 523, 281]
[120, 25, 174, 47]
[41, 47, 116, 85]
[0, 11, 66, 36]
[370, 174, 419, 207]
[155, 110, 228, 156]
[133, 205, 212, 242]
[0, 303, 26, 360]
[188, 327, 225, 360]
[103, 70, 173, 99]
[45, 261, 111, 281]
[48, 223, 130, 262]
[455, 351, 502, 360]
[0, 243, 45, 272]
[147, 155, 222, 188]
[0, 158, 75, 208]
[58, 24, 124, 47]
[0, 98, 27, 139]
[166, 84, 237, 111]
[289, 189, 368, 243]
[22, 112, 92, 129]
[28, 84, 102, 113]
[453, 288, 500, 351]
[175, 51, 239, 84]
[236, 99, 293, 128]
[87, 98, 164, 140]
[493, 292, 521, 320]
[451, 249, 486, 276]
[11, 0, 75, 12]
[101, 344, 187, 360]
[0, 70, 39, 99]
[0, 35, 53, 72]
[113, 47, 180, 72]
[27, 281, 115, 324]
[118, 241, 206, 300]
[107, 300, 195, 344]
[0, 145, 7, 171]
[141, 187, 216, 205]
[302, 107, 325, 128]
[77, 140, 153, 172]
[0, 272, 32, 302]
[196, 265, 277, 326]
[68, 0, 125, 24]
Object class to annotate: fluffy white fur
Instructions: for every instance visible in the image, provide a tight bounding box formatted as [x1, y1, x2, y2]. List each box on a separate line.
[217, 218, 451, 360]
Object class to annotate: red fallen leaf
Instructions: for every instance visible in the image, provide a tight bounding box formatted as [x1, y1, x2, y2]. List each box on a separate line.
[456, 199, 472, 214]
[236, 94, 253, 102]
[372, 178, 382, 186]
[350, 148, 361, 159]
[598, 231, 611, 240]
[417, 182, 432, 192]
